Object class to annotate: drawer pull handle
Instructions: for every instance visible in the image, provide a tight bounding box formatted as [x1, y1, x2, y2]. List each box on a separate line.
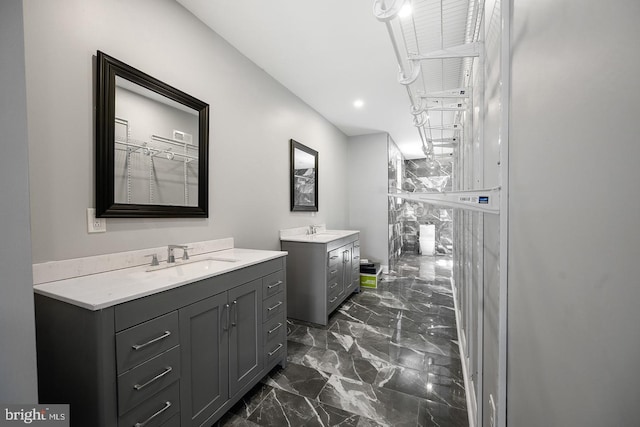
[267, 301, 283, 312]
[231, 300, 237, 327]
[268, 323, 283, 335]
[132, 331, 171, 350]
[223, 303, 230, 331]
[329, 269, 338, 274]
[267, 280, 283, 289]
[134, 401, 171, 427]
[329, 296, 338, 303]
[330, 255, 339, 260]
[329, 282, 338, 289]
[354, 256, 360, 260]
[133, 366, 173, 391]
[268, 343, 283, 356]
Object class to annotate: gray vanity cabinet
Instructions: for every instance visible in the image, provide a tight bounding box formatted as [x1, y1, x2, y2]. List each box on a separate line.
[283, 233, 360, 325]
[34, 256, 286, 427]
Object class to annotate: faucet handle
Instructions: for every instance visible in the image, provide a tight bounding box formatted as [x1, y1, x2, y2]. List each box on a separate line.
[145, 253, 160, 266]
[182, 247, 191, 260]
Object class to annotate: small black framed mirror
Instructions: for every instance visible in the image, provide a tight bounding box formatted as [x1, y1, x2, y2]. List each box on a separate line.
[95, 51, 209, 217]
[290, 139, 318, 212]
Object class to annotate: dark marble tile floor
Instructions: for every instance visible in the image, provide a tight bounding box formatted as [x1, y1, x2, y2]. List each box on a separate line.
[219, 254, 468, 427]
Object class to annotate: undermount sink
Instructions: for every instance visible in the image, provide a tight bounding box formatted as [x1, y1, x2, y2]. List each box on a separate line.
[146, 256, 238, 273]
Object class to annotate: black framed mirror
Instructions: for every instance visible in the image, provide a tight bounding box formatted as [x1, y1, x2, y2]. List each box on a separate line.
[290, 139, 318, 212]
[95, 51, 209, 217]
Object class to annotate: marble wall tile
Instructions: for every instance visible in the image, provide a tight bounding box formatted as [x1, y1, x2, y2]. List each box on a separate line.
[417, 398, 469, 427]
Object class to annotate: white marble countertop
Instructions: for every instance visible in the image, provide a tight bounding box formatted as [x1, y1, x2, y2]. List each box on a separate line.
[34, 248, 286, 311]
[279, 229, 359, 244]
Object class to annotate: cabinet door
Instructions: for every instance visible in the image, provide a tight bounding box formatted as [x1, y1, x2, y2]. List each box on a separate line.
[228, 279, 263, 397]
[348, 241, 361, 291]
[179, 293, 229, 427]
[341, 244, 353, 295]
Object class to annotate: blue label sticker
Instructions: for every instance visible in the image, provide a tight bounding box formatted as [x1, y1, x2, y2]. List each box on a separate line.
[479, 196, 489, 204]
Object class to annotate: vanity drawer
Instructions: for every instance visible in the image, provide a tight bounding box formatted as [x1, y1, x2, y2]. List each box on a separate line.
[160, 413, 181, 427]
[118, 346, 181, 415]
[262, 292, 285, 323]
[265, 339, 285, 366]
[116, 311, 179, 374]
[327, 290, 342, 310]
[262, 270, 285, 299]
[327, 280, 341, 299]
[327, 249, 341, 268]
[327, 265, 339, 282]
[263, 314, 285, 347]
[119, 380, 180, 427]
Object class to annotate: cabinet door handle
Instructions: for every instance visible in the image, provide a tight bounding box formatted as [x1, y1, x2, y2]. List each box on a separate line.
[354, 256, 360, 260]
[330, 255, 339, 260]
[132, 331, 171, 350]
[329, 282, 338, 289]
[223, 303, 230, 331]
[329, 269, 338, 274]
[268, 323, 283, 335]
[329, 296, 338, 303]
[231, 300, 237, 327]
[267, 280, 283, 289]
[133, 367, 173, 391]
[134, 401, 171, 427]
[268, 343, 283, 356]
[267, 301, 283, 312]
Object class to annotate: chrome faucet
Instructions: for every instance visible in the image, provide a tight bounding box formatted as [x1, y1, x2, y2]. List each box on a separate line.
[167, 245, 189, 263]
[310, 225, 322, 234]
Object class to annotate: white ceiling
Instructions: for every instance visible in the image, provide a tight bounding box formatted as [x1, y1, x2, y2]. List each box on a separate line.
[176, 0, 427, 158]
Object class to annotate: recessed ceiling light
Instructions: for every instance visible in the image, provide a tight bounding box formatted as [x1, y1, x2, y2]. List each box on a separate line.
[398, 3, 412, 18]
[353, 99, 364, 108]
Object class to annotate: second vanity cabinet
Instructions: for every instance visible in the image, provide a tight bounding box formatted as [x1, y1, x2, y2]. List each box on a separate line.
[34, 256, 286, 427]
[282, 232, 360, 325]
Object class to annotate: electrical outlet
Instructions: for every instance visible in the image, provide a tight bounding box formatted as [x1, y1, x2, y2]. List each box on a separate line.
[87, 208, 106, 233]
[489, 394, 496, 427]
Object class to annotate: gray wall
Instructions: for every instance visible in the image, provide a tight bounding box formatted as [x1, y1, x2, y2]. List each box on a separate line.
[23, 0, 350, 263]
[347, 133, 389, 265]
[0, 0, 38, 402]
[508, 0, 640, 425]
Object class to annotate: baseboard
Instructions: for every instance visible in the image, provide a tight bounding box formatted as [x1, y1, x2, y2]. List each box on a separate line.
[451, 279, 477, 427]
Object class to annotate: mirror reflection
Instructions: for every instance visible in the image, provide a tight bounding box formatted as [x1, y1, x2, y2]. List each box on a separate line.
[114, 77, 199, 206]
[290, 139, 318, 211]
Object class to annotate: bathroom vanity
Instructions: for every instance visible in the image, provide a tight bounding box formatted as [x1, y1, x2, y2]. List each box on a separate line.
[280, 228, 360, 325]
[33, 241, 286, 427]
